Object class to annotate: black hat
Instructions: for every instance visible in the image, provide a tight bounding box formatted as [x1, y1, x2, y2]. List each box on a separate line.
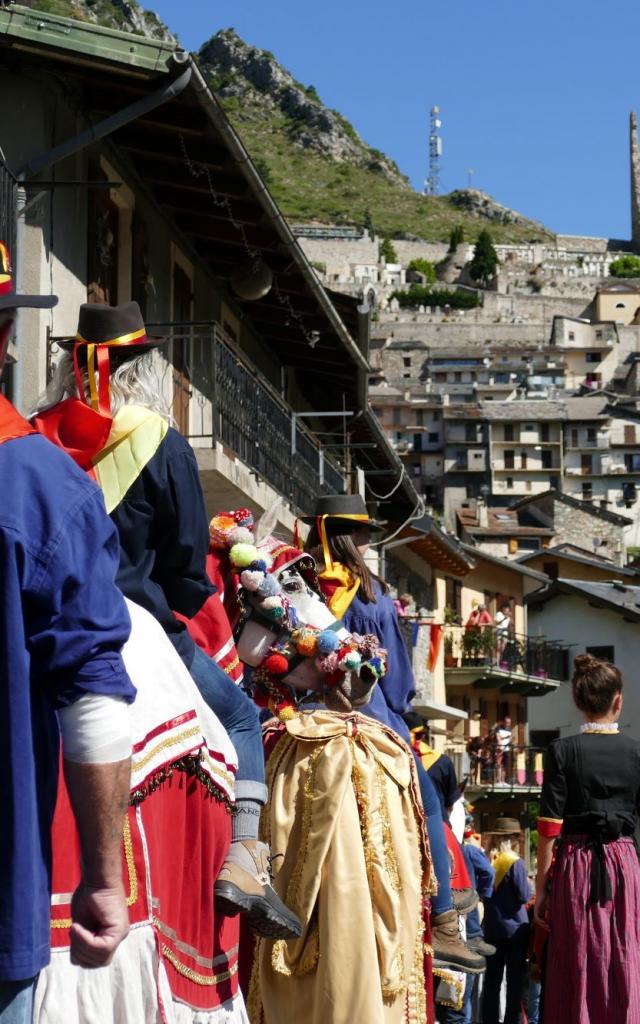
[0, 241, 58, 311]
[301, 494, 385, 531]
[59, 301, 165, 353]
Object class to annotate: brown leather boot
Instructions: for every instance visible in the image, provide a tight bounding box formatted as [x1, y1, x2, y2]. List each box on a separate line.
[215, 840, 302, 940]
[431, 909, 487, 974]
[452, 887, 479, 916]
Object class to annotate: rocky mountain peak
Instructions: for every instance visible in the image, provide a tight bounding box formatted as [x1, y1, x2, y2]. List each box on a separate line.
[198, 29, 410, 188]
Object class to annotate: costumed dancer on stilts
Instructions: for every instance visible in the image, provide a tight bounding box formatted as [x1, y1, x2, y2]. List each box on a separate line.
[33, 301, 300, 941]
[303, 494, 486, 975]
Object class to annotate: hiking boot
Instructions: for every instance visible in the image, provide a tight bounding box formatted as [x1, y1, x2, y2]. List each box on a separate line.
[215, 840, 302, 940]
[467, 935, 497, 957]
[452, 887, 479, 916]
[431, 909, 487, 974]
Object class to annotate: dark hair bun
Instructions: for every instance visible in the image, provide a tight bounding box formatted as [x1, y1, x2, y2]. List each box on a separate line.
[574, 653, 601, 672]
[571, 653, 622, 715]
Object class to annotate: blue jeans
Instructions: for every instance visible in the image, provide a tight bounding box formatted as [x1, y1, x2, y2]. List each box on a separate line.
[0, 979, 36, 1024]
[190, 646, 267, 803]
[466, 906, 482, 940]
[414, 756, 453, 916]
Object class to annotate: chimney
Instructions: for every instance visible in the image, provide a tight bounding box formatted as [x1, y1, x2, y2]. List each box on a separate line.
[477, 496, 489, 529]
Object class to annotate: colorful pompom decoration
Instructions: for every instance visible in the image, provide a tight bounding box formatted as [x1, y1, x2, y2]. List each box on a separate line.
[229, 542, 260, 568]
[240, 569, 264, 592]
[317, 630, 340, 654]
[209, 513, 237, 547]
[263, 653, 289, 676]
[316, 651, 341, 674]
[343, 650, 362, 671]
[256, 574, 280, 598]
[233, 508, 254, 528]
[249, 557, 272, 573]
[227, 526, 254, 546]
[295, 632, 318, 657]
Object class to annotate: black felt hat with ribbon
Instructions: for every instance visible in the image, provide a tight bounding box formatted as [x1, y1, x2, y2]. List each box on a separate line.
[300, 494, 385, 530]
[60, 302, 165, 417]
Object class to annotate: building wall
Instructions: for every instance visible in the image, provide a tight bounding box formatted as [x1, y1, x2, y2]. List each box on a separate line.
[597, 290, 640, 325]
[527, 595, 640, 740]
[521, 553, 627, 581]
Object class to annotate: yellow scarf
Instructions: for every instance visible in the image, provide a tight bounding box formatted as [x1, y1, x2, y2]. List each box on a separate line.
[318, 562, 361, 620]
[93, 405, 168, 513]
[410, 730, 442, 772]
[493, 849, 520, 890]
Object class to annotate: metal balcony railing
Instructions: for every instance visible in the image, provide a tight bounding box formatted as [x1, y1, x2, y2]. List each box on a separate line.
[49, 321, 347, 514]
[159, 324, 347, 512]
[446, 743, 545, 790]
[444, 625, 569, 683]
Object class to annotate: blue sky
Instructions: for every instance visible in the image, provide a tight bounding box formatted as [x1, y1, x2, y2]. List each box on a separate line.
[151, 0, 640, 240]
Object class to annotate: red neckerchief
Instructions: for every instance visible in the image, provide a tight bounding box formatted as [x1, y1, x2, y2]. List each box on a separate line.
[32, 397, 112, 473]
[0, 393, 37, 446]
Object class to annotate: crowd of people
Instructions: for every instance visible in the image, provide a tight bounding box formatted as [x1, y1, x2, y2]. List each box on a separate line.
[2, 258, 640, 1023]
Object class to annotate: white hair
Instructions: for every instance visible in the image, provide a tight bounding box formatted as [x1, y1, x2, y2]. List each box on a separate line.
[33, 349, 173, 422]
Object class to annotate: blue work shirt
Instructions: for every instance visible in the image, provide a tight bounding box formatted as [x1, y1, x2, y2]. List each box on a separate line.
[0, 431, 135, 981]
[342, 582, 415, 743]
[483, 856, 531, 941]
[462, 842, 495, 899]
[110, 427, 215, 668]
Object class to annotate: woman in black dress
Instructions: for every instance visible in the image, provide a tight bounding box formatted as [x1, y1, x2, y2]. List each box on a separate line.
[534, 653, 640, 1022]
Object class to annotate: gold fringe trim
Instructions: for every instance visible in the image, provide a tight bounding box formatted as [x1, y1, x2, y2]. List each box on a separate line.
[161, 943, 238, 987]
[132, 726, 201, 772]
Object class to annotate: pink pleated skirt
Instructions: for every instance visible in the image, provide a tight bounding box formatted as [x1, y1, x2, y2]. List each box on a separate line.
[544, 836, 640, 1023]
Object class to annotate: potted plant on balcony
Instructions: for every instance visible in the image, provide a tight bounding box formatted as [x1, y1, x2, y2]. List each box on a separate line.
[462, 625, 481, 666]
[443, 605, 460, 668]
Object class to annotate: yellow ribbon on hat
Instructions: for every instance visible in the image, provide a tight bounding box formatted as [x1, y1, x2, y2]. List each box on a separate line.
[75, 328, 147, 415]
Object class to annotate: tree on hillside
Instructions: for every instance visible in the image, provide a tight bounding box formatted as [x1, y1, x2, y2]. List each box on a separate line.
[363, 209, 375, 236]
[610, 255, 640, 278]
[407, 258, 436, 283]
[448, 225, 465, 252]
[379, 236, 398, 264]
[469, 230, 499, 286]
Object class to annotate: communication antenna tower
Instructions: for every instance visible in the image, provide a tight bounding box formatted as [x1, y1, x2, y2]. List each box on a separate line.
[425, 106, 443, 196]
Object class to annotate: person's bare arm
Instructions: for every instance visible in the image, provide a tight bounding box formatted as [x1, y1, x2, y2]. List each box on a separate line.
[63, 758, 131, 967]
[533, 834, 555, 931]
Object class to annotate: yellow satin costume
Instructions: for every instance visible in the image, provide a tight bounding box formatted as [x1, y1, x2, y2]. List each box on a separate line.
[248, 710, 434, 1024]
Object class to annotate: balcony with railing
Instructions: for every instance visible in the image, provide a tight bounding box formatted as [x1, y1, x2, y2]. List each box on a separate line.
[445, 743, 545, 797]
[50, 321, 347, 514]
[443, 625, 568, 694]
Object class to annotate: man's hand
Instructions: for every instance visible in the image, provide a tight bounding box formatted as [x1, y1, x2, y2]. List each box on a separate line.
[70, 882, 129, 968]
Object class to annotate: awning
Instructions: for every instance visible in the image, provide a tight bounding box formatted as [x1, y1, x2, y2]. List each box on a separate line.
[411, 699, 469, 722]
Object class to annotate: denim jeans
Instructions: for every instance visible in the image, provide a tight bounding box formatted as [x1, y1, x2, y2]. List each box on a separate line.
[414, 756, 454, 916]
[0, 978, 36, 1024]
[190, 645, 268, 803]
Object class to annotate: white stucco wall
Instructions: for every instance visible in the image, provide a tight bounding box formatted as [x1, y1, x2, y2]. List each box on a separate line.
[527, 593, 640, 740]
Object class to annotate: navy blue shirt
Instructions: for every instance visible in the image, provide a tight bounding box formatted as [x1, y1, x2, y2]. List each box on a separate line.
[483, 857, 530, 941]
[343, 582, 415, 744]
[0, 432, 135, 981]
[110, 427, 215, 668]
